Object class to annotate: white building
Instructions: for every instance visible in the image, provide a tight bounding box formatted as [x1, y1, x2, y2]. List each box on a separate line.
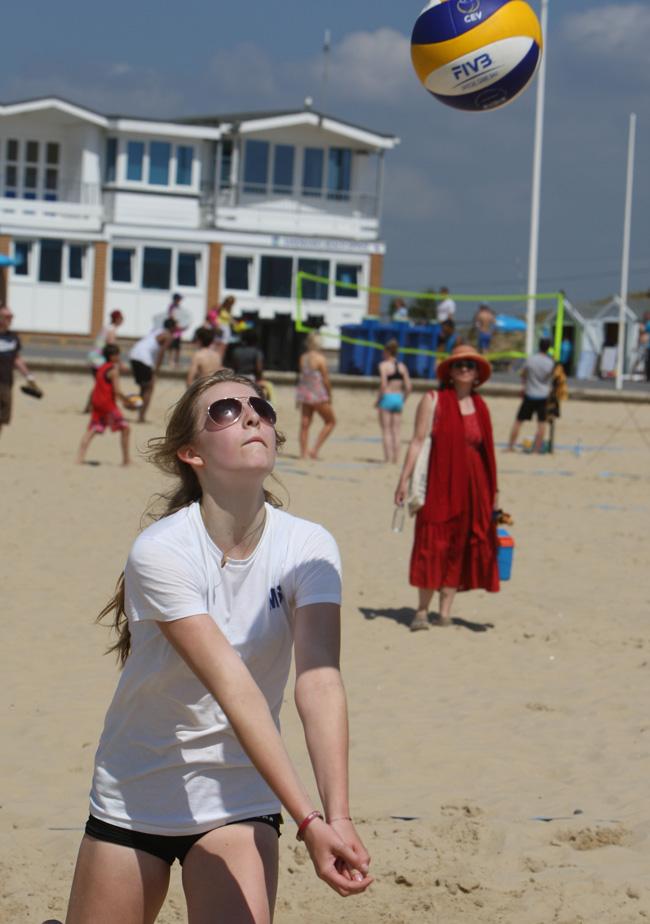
[0, 97, 399, 340]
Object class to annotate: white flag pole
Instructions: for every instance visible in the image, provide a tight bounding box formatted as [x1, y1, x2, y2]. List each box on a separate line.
[525, 0, 549, 356]
[615, 112, 636, 391]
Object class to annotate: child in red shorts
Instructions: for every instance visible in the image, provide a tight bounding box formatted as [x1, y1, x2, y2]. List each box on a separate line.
[76, 344, 131, 465]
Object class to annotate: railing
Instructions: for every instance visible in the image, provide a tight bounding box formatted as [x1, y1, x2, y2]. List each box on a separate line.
[0, 181, 103, 225]
[212, 182, 379, 220]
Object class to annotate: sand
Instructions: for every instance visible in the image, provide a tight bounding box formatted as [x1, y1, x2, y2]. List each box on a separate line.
[2, 371, 649, 924]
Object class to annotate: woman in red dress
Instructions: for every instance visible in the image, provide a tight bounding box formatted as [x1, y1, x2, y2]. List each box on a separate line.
[395, 344, 499, 631]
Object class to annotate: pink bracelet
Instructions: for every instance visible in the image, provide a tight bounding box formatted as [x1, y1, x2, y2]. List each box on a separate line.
[296, 810, 323, 842]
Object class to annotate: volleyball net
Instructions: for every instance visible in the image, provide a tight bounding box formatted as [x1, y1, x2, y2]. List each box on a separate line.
[295, 271, 566, 362]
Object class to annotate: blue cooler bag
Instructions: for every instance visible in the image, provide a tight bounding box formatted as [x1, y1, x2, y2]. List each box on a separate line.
[497, 528, 514, 581]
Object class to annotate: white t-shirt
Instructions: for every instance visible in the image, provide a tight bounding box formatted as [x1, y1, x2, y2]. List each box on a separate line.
[90, 502, 342, 835]
[129, 328, 164, 369]
[437, 297, 456, 323]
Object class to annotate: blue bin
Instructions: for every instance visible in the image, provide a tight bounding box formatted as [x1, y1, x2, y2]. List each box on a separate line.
[497, 528, 514, 581]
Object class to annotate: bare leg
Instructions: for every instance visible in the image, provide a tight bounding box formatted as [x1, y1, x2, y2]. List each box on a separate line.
[120, 426, 131, 466]
[411, 587, 435, 631]
[182, 822, 279, 924]
[389, 412, 402, 464]
[138, 381, 154, 423]
[533, 422, 546, 453]
[438, 586, 457, 625]
[76, 429, 96, 464]
[65, 835, 170, 924]
[507, 420, 522, 451]
[299, 405, 314, 459]
[378, 408, 392, 462]
[309, 403, 336, 459]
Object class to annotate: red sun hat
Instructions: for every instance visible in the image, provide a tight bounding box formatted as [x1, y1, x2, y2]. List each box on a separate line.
[436, 344, 492, 386]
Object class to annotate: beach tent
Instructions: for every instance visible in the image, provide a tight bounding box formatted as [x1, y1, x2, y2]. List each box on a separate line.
[0, 254, 21, 267]
[495, 313, 527, 332]
[542, 297, 639, 379]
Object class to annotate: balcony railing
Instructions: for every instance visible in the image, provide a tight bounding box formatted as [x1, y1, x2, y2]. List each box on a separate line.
[0, 181, 103, 227]
[213, 182, 379, 220]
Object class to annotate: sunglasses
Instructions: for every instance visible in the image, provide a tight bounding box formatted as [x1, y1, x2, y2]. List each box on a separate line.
[205, 395, 277, 430]
[451, 359, 477, 371]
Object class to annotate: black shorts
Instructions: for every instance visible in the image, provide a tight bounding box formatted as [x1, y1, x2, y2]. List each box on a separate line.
[517, 396, 548, 422]
[85, 813, 283, 866]
[130, 359, 153, 387]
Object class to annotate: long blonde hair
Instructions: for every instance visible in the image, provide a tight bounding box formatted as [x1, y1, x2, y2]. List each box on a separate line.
[98, 370, 285, 666]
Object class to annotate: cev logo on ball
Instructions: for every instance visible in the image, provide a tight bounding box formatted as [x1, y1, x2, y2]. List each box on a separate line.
[457, 0, 483, 23]
[457, 0, 480, 12]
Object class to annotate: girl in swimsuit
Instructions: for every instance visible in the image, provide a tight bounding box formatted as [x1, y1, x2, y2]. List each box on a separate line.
[376, 339, 412, 464]
[296, 333, 336, 460]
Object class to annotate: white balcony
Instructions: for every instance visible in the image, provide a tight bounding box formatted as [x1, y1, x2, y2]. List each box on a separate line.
[210, 182, 381, 240]
[0, 182, 103, 232]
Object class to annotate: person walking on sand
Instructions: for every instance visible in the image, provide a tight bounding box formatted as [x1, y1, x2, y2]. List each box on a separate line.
[376, 339, 412, 464]
[507, 337, 555, 453]
[186, 327, 223, 386]
[473, 303, 496, 354]
[395, 344, 500, 632]
[63, 369, 372, 924]
[166, 293, 186, 368]
[76, 344, 131, 466]
[0, 305, 38, 439]
[296, 333, 336, 460]
[129, 318, 175, 423]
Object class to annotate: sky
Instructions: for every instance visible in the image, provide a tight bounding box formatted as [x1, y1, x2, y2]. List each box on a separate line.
[2, 0, 648, 307]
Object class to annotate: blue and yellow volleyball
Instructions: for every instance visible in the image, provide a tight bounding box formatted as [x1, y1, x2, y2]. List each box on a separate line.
[411, 0, 543, 111]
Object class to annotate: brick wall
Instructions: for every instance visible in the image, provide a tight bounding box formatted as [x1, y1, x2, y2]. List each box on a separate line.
[368, 253, 384, 316]
[206, 242, 222, 313]
[0, 235, 10, 305]
[90, 242, 108, 336]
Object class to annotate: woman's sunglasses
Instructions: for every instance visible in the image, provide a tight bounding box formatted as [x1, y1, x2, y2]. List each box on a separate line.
[451, 359, 477, 371]
[206, 396, 277, 430]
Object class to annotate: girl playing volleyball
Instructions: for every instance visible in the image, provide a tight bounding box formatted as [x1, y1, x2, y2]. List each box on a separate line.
[64, 369, 371, 924]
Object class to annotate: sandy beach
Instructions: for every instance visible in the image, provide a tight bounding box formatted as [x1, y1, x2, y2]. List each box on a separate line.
[2, 371, 649, 924]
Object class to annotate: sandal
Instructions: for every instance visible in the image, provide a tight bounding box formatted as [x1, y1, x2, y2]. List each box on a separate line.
[410, 610, 430, 632]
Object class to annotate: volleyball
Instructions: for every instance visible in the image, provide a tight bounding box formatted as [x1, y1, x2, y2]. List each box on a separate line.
[411, 0, 543, 112]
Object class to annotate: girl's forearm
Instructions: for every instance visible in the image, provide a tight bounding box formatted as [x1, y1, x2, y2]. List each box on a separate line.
[158, 616, 314, 823]
[295, 668, 350, 818]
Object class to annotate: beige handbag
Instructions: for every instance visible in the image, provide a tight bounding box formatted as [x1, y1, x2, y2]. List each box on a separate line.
[407, 391, 437, 516]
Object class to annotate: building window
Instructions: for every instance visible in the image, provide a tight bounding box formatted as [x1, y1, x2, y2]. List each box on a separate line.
[4, 165, 17, 197]
[111, 247, 135, 283]
[302, 148, 324, 196]
[259, 255, 292, 298]
[225, 255, 252, 291]
[13, 240, 31, 276]
[177, 251, 199, 288]
[244, 140, 269, 193]
[7, 139, 19, 162]
[142, 246, 171, 289]
[106, 138, 118, 183]
[126, 141, 145, 181]
[176, 146, 193, 186]
[272, 145, 294, 195]
[327, 148, 352, 201]
[39, 239, 63, 283]
[149, 142, 171, 186]
[26, 141, 39, 164]
[335, 264, 361, 297]
[46, 142, 59, 166]
[68, 245, 86, 280]
[219, 140, 233, 189]
[298, 259, 330, 300]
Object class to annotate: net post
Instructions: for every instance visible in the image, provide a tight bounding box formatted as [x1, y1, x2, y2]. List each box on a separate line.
[553, 291, 564, 364]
